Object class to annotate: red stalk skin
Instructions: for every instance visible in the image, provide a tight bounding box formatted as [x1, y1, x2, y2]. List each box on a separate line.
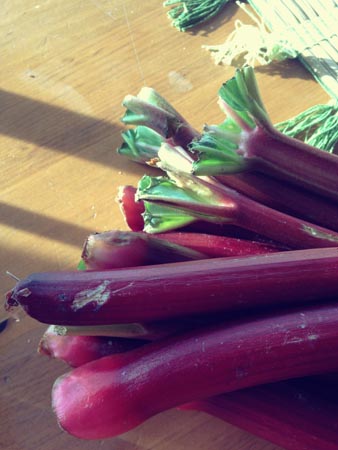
[115, 185, 285, 247]
[82, 229, 281, 270]
[116, 185, 144, 231]
[217, 171, 338, 232]
[182, 221, 280, 244]
[52, 302, 338, 440]
[6, 247, 338, 325]
[115, 175, 338, 250]
[181, 378, 338, 450]
[42, 328, 338, 449]
[38, 315, 231, 366]
[154, 231, 282, 257]
[38, 333, 147, 367]
[160, 176, 338, 249]
[230, 192, 338, 250]
[241, 125, 338, 202]
[81, 230, 209, 270]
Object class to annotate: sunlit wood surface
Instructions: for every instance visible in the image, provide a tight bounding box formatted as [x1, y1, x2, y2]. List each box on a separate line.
[0, 1, 329, 449]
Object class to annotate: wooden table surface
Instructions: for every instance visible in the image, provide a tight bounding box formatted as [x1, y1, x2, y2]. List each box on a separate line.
[0, 1, 330, 449]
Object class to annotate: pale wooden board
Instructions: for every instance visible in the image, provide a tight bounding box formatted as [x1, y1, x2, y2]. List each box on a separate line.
[0, 1, 329, 449]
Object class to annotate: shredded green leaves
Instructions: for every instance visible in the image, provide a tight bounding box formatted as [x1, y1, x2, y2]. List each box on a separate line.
[164, 0, 230, 31]
[276, 102, 338, 154]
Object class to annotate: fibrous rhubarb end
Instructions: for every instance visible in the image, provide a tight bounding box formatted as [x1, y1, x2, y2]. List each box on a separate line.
[117, 126, 164, 164]
[218, 66, 271, 130]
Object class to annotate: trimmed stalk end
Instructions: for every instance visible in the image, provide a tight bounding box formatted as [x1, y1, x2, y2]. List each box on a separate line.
[218, 67, 271, 130]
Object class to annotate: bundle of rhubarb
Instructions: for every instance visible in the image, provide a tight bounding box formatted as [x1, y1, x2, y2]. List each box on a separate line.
[5, 67, 338, 450]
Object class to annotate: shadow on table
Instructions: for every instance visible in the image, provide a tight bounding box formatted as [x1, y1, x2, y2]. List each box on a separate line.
[0, 202, 95, 293]
[0, 202, 93, 247]
[254, 56, 338, 87]
[0, 89, 144, 174]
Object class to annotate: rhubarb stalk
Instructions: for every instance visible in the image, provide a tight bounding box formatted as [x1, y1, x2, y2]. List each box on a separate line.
[52, 302, 338, 439]
[6, 247, 338, 325]
[81, 229, 209, 270]
[191, 67, 338, 202]
[186, 377, 338, 450]
[121, 87, 199, 149]
[137, 170, 338, 249]
[38, 327, 147, 367]
[41, 323, 338, 449]
[216, 171, 338, 232]
[81, 229, 279, 270]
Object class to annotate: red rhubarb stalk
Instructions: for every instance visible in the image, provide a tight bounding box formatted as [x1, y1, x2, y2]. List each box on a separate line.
[185, 378, 338, 450]
[40, 316, 226, 340]
[38, 314, 231, 366]
[217, 171, 338, 232]
[39, 327, 147, 367]
[137, 170, 338, 249]
[154, 231, 281, 257]
[81, 230, 209, 270]
[114, 183, 275, 242]
[52, 302, 338, 439]
[6, 247, 338, 325]
[41, 324, 338, 449]
[240, 124, 338, 202]
[82, 229, 280, 270]
[191, 67, 338, 202]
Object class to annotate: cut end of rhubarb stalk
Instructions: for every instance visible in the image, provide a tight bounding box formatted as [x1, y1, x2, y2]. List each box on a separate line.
[3, 288, 28, 323]
[38, 326, 57, 357]
[117, 126, 163, 164]
[38, 338, 52, 357]
[4, 288, 23, 314]
[81, 230, 150, 270]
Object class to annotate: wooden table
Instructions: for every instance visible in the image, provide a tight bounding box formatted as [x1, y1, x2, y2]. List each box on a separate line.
[0, 1, 330, 449]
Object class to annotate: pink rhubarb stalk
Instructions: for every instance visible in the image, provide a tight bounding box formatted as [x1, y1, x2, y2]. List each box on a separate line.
[52, 302, 338, 439]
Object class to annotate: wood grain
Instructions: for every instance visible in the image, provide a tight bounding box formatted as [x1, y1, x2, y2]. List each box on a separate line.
[0, 1, 330, 449]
